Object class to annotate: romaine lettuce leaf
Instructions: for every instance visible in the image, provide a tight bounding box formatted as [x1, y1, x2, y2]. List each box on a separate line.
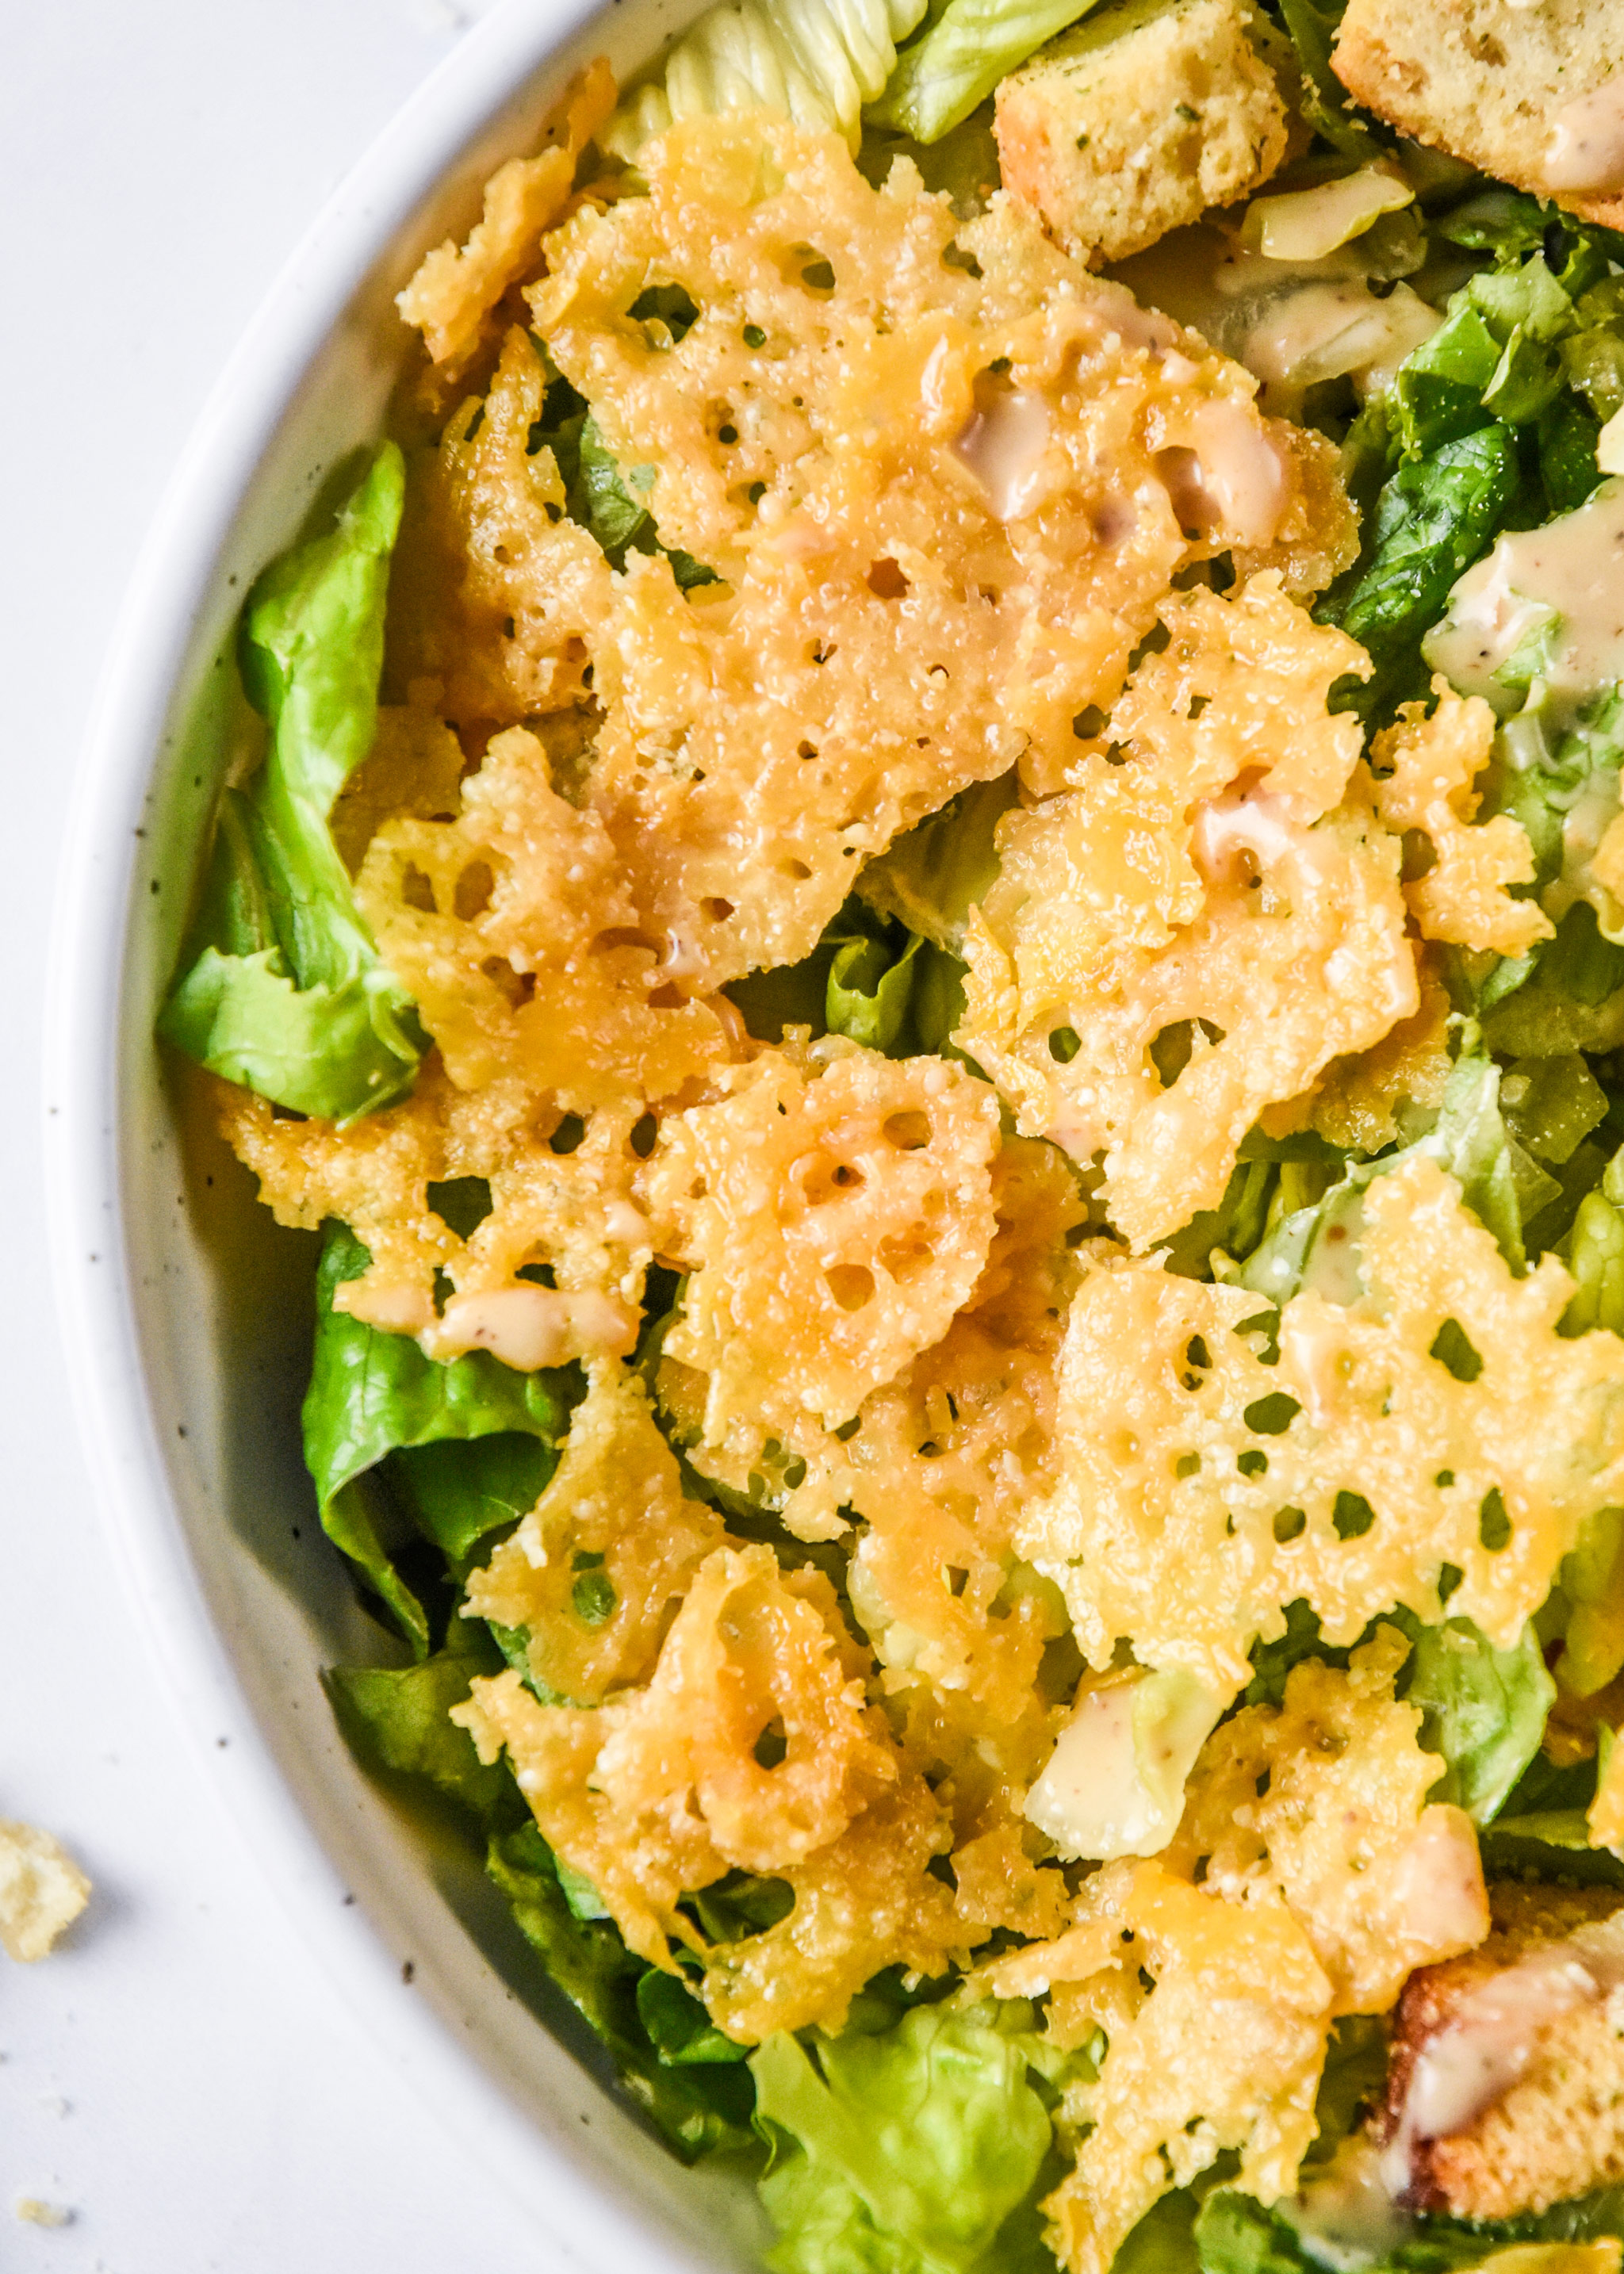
[1197, 2179, 1624, 2274]
[303, 1221, 578, 1652]
[159, 445, 425, 1123]
[1321, 424, 1521, 725]
[752, 2004, 1064, 2274]
[489, 1824, 756, 2162]
[866, 0, 1104, 144]
[1404, 1616, 1554, 1823]
[324, 1631, 525, 1829]
[1276, 0, 1385, 162]
[856, 773, 1017, 953]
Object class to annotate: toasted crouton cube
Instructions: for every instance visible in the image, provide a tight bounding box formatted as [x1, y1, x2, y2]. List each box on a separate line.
[1381, 1884, 1624, 2219]
[1334, 0, 1624, 232]
[994, 0, 1293, 265]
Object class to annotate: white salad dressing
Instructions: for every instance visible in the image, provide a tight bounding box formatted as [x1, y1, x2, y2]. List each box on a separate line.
[1423, 480, 1624, 714]
[1545, 78, 1624, 195]
[423, 1285, 636, 1371]
[955, 385, 1051, 521]
[1381, 1913, 1624, 2197]
[1159, 400, 1287, 548]
[1285, 2138, 1414, 2273]
[1023, 1667, 1224, 1861]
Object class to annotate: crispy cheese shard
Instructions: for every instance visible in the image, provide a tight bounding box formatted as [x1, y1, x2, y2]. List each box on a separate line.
[220, 1061, 653, 1357]
[956, 575, 1417, 1248]
[1166, 1627, 1490, 2014]
[355, 720, 734, 1116]
[462, 1361, 723, 1704]
[395, 113, 1350, 994]
[0, 1822, 90, 1964]
[986, 1859, 1333, 2274]
[1373, 683, 1553, 959]
[1019, 1154, 1624, 1693]
[396, 59, 615, 378]
[456, 1543, 961, 2038]
[644, 1043, 1002, 1442]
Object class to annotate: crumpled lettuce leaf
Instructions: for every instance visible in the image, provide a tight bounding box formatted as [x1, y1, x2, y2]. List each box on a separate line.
[1236, 1046, 1557, 1304]
[752, 2004, 1067, 2274]
[856, 773, 1018, 954]
[159, 444, 425, 1122]
[1404, 1616, 1555, 1824]
[303, 1221, 579, 1652]
[324, 1629, 525, 1828]
[489, 1824, 756, 2162]
[866, 0, 1105, 144]
[1197, 2179, 1624, 2274]
[529, 350, 717, 587]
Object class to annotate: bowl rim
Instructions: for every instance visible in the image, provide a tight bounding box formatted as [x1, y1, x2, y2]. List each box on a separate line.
[43, 6, 737, 2264]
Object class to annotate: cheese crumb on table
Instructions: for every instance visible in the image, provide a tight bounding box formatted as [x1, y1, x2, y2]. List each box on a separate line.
[14, 2199, 71, 2228]
[0, 1820, 90, 1963]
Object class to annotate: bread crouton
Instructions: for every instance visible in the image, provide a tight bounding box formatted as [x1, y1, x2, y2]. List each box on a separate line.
[1380, 1883, 1624, 2220]
[1333, 1, 1624, 232]
[994, 0, 1292, 265]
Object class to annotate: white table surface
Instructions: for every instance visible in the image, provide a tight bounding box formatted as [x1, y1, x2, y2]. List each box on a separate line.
[3, 3, 592, 2264]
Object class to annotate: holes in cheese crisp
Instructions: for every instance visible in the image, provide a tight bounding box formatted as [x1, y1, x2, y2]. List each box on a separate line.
[800, 256, 836, 293]
[402, 863, 437, 913]
[1480, 1489, 1512, 1551]
[1274, 1506, 1305, 1541]
[1180, 1334, 1211, 1390]
[630, 1113, 659, 1158]
[549, 1113, 585, 1155]
[1243, 1392, 1300, 1436]
[877, 1236, 931, 1284]
[1174, 1452, 1201, 1480]
[883, 1111, 932, 1151]
[453, 859, 494, 920]
[1049, 1026, 1082, 1063]
[867, 557, 910, 599]
[753, 1718, 788, 1769]
[481, 955, 534, 1008]
[1151, 1018, 1224, 1087]
[825, 1263, 875, 1312]
[701, 898, 735, 921]
[428, 1177, 493, 1237]
[1073, 705, 1107, 739]
[779, 858, 813, 880]
[1430, 1319, 1484, 1382]
[942, 241, 983, 278]
[1333, 1491, 1376, 1540]
[797, 740, 819, 760]
[1238, 1449, 1268, 1477]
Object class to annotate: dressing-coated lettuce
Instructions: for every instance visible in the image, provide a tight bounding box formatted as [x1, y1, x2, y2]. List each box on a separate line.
[159, 445, 425, 1121]
[304, 1221, 578, 1652]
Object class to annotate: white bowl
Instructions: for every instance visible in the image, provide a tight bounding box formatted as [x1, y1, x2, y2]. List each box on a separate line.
[46, 6, 769, 2265]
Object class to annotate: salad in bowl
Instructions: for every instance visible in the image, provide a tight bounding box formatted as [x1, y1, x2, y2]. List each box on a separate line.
[153, 2, 1624, 2268]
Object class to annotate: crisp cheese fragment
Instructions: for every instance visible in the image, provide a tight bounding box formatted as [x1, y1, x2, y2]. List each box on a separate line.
[457, 1544, 961, 2038]
[462, 1361, 722, 1704]
[396, 59, 615, 377]
[1167, 1628, 1489, 2014]
[957, 575, 1417, 1247]
[0, 1821, 90, 1963]
[396, 113, 1351, 992]
[220, 1063, 656, 1354]
[1020, 1155, 1624, 1691]
[644, 1043, 1002, 1441]
[987, 1859, 1332, 2274]
[1373, 683, 1552, 958]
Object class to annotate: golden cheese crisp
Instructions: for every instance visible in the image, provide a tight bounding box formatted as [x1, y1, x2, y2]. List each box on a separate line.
[1372, 682, 1553, 959]
[1020, 1155, 1624, 1692]
[644, 1041, 1003, 1441]
[957, 574, 1418, 1248]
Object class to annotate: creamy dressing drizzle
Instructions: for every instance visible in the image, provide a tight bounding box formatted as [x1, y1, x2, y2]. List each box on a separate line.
[1424, 480, 1624, 715]
[955, 385, 1051, 522]
[1545, 78, 1624, 194]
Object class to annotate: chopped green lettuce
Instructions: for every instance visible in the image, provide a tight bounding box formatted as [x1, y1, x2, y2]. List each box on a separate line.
[1197, 2179, 1624, 2274]
[856, 773, 1017, 952]
[1275, 0, 1385, 161]
[159, 445, 426, 1122]
[527, 352, 716, 587]
[303, 1221, 578, 1652]
[324, 1632, 525, 1828]
[752, 2004, 1067, 2274]
[867, 0, 1104, 144]
[1404, 1616, 1554, 1824]
[1321, 425, 1520, 724]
